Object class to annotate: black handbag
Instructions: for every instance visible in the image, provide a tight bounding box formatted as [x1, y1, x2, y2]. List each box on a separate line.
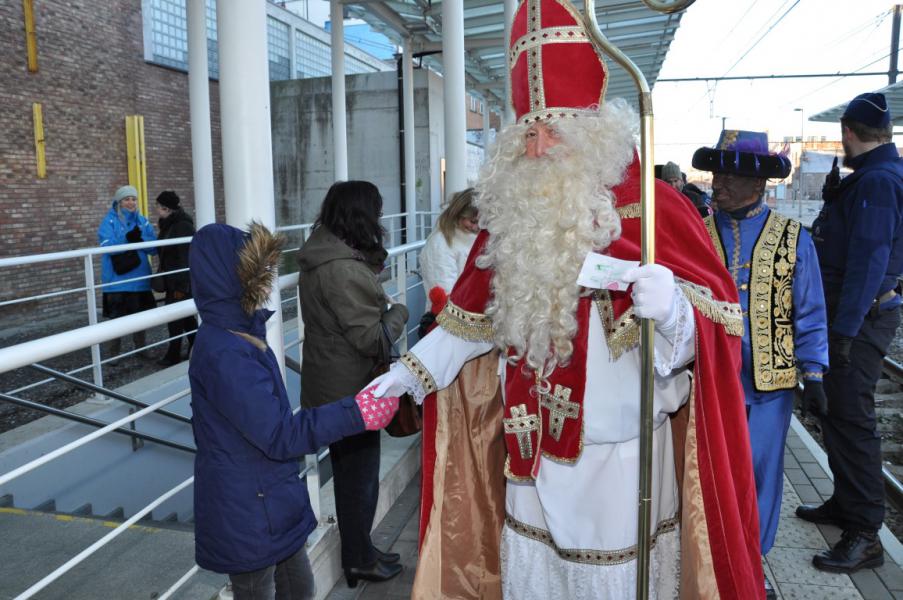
[375, 322, 422, 437]
[110, 250, 141, 275]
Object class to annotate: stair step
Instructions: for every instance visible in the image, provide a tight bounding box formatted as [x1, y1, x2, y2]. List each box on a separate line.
[161, 512, 179, 523]
[104, 507, 124, 520]
[71, 503, 93, 516]
[0, 494, 12, 508]
[34, 499, 56, 512]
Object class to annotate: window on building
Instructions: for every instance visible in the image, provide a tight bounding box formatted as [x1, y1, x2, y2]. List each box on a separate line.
[145, 0, 219, 76]
[295, 29, 332, 78]
[267, 17, 291, 81]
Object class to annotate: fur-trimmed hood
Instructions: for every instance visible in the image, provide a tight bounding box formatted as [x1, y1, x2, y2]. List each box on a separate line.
[189, 222, 284, 337]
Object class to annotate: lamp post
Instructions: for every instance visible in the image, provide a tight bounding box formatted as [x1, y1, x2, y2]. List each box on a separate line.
[794, 107, 804, 218]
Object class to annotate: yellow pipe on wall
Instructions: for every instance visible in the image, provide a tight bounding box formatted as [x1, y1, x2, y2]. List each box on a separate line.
[125, 116, 149, 216]
[32, 103, 46, 179]
[23, 0, 38, 72]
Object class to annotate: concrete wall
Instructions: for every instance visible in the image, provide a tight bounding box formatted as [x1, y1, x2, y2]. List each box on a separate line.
[271, 69, 445, 230]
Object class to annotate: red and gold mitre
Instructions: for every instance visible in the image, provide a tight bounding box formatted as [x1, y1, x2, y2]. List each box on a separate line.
[508, 0, 608, 124]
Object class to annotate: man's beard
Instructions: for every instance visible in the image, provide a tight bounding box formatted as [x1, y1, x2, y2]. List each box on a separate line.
[474, 115, 632, 373]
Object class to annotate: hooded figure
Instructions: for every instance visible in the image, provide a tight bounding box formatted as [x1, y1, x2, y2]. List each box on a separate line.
[188, 222, 396, 592]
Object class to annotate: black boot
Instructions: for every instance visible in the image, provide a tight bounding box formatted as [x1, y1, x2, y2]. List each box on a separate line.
[764, 575, 777, 600]
[795, 501, 844, 527]
[812, 529, 884, 573]
[344, 560, 402, 588]
[373, 547, 401, 564]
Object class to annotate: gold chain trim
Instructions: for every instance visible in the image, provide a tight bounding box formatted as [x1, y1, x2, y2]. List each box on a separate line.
[510, 27, 588, 67]
[703, 215, 727, 265]
[539, 384, 579, 442]
[504, 404, 540, 460]
[593, 290, 639, 360]
[436, 300, 494, 342]
[505, 514, 678, 565]
[400, 352, 437, 395]
[750, 212, 799, 391]
[675, 279, 745, 337]
[616, 202, 641, 219]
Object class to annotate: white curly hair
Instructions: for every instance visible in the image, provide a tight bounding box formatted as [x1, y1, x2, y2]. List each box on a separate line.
[474, 98, 638, 374]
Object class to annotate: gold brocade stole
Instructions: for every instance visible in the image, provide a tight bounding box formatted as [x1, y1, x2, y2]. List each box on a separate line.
[704, 211, 801, 391]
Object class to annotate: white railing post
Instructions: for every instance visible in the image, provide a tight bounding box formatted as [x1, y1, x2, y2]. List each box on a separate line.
[83, 255, 103, 388]
[395, 252, 408, 353]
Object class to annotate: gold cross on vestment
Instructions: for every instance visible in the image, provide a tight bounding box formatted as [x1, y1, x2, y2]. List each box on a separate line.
[540, 384, 579, 441]
[503, 404, 539, 460]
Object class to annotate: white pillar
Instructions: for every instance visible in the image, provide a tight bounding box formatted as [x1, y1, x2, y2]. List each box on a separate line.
[216, 0, 285, 374]
[442, 0, 467, 197]
[482, 101, 491, 162]
[403, 39, 417, 241]
[330, 0, 348, 181]
[188, 0, 216, 226]
[503, 0, 516, 125]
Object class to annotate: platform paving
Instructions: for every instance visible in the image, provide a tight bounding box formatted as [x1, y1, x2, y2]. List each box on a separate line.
[327, 417, 903, 600]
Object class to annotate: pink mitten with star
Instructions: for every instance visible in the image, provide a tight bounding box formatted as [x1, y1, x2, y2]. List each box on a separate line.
[355, 384, 400, 431]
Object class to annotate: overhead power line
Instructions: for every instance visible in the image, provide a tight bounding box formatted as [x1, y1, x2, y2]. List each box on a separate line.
[721, 0, 801, 77]
[659, 71, 893, 83]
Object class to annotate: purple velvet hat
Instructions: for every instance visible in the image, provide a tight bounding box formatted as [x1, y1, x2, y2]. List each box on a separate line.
[692, 130, 791, 179]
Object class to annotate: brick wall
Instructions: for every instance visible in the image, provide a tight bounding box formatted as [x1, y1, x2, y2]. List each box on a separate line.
[0, 0, 225, 330]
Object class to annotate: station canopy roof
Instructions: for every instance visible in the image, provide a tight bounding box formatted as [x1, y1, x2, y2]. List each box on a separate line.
[809, 80, 903, 125]
[345, 0, 687, 112]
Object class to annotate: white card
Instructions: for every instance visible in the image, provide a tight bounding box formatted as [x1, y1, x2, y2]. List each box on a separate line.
[577, 253, 639, 291]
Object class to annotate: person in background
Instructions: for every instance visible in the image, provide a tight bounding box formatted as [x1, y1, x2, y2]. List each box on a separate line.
[297, 181, 409, 588]
[417, 188, 479, 335]
[154, 191, 198, 367]
[98, 185, 158, 361]
[681, 172, 713, 217]
[188, 222, 398, 600]
[693, 129, 829, 598]
[660, 161, 684, 192]
[800, 91, 903, 573]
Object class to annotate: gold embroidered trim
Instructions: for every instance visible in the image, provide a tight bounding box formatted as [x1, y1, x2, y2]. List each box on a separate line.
[593, 290, 639, 360]
[504, 456, 535, 482]
[505, 514, 679, 565]
[436, 300, 494, 342]
[400, 352, 437, 395]
[504, 404, 539, 460]
[750, 212, 799, 391]
[703, 215, 727, 265]
[801, 371, 823, 380]
[616, 203, 641, 219]
[510, 27, 588, 67]
[539, 384, 578, 442]
[675, 279, 745, 337]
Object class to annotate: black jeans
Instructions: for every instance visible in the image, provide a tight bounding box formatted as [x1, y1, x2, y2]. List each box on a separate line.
[228, 547, 315, 600]
[329, 429, 381, 568]
[163, 291, 197, 361]
[821, 306, 900, 531]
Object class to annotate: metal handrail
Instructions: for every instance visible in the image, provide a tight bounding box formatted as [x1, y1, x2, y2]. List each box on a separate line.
[0, 389, 188, 488]
[30, 364, 192, 425]
[158, 565, 201, 600]
[13, 476, 195, 600]
[0, 392, 195, 454]
[0, 236, 192, 268]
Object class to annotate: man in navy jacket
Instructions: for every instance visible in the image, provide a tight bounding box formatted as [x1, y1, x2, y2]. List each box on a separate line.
[800, 92, 903, 573]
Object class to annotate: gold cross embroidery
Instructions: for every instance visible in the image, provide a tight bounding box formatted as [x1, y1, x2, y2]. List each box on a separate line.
[540, 384, 579, 441]
[504, 404, 539, 460]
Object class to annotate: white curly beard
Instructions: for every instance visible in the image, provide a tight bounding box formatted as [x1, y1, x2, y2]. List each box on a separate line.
[474, 99, 638, 373]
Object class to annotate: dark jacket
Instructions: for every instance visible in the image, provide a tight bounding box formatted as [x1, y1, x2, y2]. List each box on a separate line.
[813, 143, 903, 337]
[97, 200, 158, 292]
[157, 208, 195, 295]
[188, 223, 365, 574]
[297, 226, 409, 408]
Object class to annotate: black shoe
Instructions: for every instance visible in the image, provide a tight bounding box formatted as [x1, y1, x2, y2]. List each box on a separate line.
[373, 547, 401, 563]
[764, 576, 777, 600]
[812, 529, 884, 573]
[344, 560, 402, 588]
[795, 502, 844, 527]
[156, 356, 181, 367]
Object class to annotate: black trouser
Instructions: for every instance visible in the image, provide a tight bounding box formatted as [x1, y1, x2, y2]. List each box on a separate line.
[329, 429, 380, 568]
[821, 306, 900, 531]
[163, 291, 197, 361]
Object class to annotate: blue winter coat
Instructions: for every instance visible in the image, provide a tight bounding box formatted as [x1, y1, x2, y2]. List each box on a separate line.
[97, 200, 158, 292]
[812, 143, 903, 337]
[188, 224, 365, 574]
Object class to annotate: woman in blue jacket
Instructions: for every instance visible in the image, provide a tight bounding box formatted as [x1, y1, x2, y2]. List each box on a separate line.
[188, 222, 398, 599]
[97, 185, 158, 359]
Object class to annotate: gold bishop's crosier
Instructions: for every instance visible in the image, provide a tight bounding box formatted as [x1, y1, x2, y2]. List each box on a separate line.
[580, 1, 696, 598]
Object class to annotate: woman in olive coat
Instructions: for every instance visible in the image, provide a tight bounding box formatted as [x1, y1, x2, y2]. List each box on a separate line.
[297, 181, 408, 587]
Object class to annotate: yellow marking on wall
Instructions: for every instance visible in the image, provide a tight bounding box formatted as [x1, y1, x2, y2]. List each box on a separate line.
[23, 0, 38, 72]
[33, 102, 46, 178]
[0, 507, 27, 515]
[55, 514, 74, 522]
[125, 115, 149, 216]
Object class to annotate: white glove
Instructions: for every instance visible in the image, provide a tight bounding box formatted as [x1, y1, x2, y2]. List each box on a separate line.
[369, 365, 410, 399]
[622, 264, 677, 324]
